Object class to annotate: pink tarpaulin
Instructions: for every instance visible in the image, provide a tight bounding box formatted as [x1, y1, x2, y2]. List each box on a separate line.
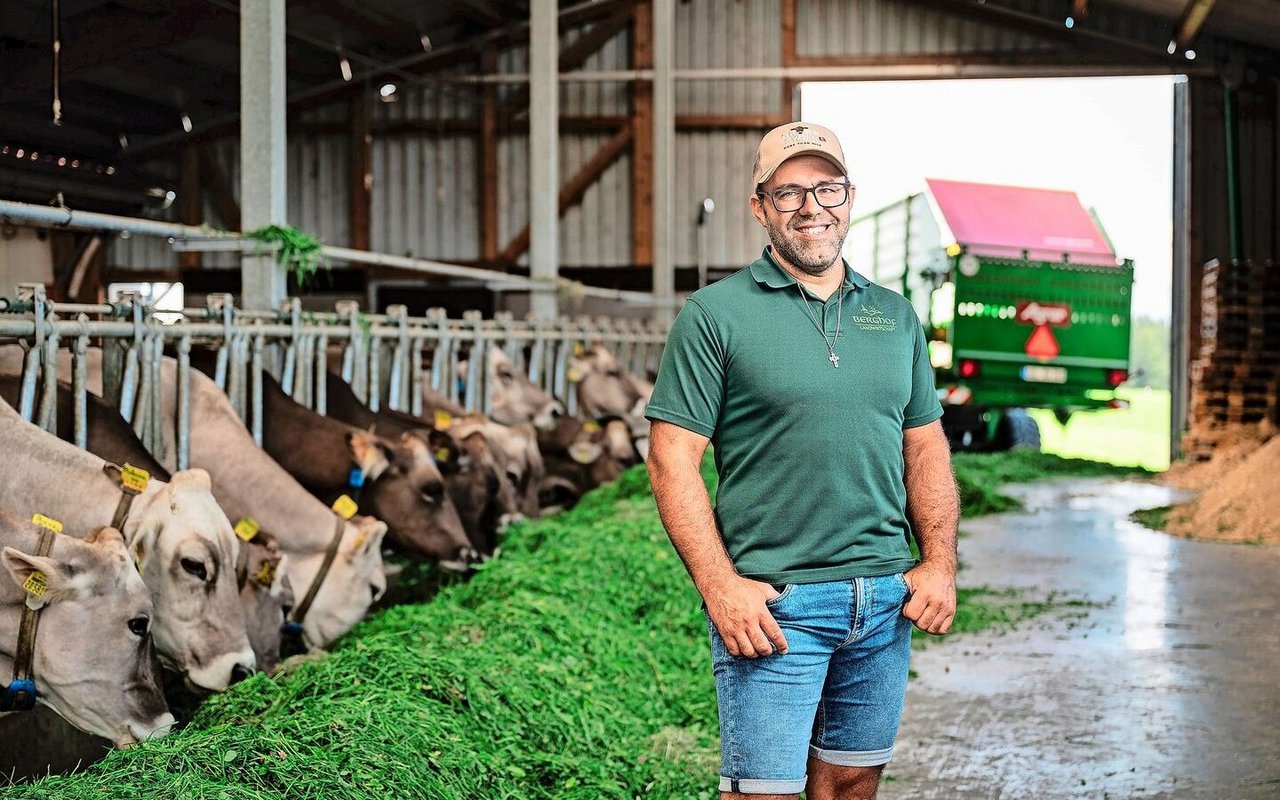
[925, 178, 1117, 265]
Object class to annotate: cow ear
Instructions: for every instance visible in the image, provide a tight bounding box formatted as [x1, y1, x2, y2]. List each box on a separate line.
[424, 430, 464, 473]
[346, 431, 392, 480]
[568, 440, 603, 465]
[358, 520, 388, 556]
[2, 548, 70, 609]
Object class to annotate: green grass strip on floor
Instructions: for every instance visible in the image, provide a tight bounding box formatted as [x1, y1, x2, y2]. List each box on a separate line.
[953, 449, 1151, 518]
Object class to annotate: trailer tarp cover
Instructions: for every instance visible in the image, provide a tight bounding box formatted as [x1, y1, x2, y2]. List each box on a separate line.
[924, 178, 1116, 265]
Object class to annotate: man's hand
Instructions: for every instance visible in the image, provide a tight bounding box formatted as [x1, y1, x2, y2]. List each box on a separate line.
[703, 576, 789, 658]
[902, 561, 956, 635]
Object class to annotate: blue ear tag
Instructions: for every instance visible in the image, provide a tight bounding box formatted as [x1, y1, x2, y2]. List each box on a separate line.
[282, 621, 305, 637]
[348, 468, 366, 488]
[1, 678, 37, 712]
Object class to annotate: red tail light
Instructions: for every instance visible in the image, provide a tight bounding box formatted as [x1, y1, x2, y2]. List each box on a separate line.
[958, 359, 980, 379]
[1107, 369, 1127, 387]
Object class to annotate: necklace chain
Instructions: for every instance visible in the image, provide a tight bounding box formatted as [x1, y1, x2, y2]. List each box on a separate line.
[795, 281, 842, 367]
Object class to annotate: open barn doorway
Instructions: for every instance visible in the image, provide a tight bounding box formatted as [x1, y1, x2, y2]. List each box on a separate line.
[803, 76, 1177, 471]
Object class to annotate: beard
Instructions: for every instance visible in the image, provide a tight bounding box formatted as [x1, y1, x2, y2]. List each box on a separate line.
[766, 212, 850, 277]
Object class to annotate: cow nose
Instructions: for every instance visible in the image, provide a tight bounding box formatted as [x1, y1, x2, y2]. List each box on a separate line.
[230, 663, 254, 684]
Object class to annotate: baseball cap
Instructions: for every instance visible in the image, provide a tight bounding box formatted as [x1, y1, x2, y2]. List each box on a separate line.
[752, 121, 847, 186]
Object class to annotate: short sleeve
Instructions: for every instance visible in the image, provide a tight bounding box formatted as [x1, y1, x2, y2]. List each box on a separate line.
[902, 319, 944, 429]
[644, 298, 725, 439]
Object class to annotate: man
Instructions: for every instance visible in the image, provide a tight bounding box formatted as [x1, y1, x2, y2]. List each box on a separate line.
[645, 121, 959, 800]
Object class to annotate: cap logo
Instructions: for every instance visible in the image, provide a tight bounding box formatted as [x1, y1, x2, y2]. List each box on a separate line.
[782, 125, 827, 150]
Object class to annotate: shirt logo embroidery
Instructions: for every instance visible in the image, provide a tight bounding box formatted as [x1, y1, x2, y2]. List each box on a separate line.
[851, 304, 897, 332]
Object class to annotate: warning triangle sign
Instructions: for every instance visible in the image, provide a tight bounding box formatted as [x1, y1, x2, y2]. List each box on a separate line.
[1025, 325, 1060, 360]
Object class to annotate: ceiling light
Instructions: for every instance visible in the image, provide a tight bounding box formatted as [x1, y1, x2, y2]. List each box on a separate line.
[1167, 40, 1177, 55]
[1064, 16, 1074, 28]
[379, 83, 398, 99]
[420, 34, 432, 52]
[339, 55, 352, 82]
[1185, 49, 1196, 60]
[181, 113, 193, 133]
[118, 133, 129, 151]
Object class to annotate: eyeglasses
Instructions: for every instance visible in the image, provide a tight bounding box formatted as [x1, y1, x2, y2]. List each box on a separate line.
[755, 180, 854, 213]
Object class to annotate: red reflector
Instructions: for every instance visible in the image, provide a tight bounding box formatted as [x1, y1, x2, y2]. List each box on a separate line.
[1107, 370, 1127, 387]
[1024, 325, 1060, 360]
[959, 359, 980, 379]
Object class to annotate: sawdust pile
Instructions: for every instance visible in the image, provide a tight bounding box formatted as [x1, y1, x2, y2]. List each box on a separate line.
[1161, 428, 1280, 544]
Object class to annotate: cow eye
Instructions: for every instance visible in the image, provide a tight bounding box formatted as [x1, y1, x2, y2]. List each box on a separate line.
[180, 558, 208, 581]
[497, 370, 514, 383]
[128, 616, 149, 637]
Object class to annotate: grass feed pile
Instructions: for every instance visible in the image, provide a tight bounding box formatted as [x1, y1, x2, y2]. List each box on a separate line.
[952, 450, 1150, 517]
[11, 465, 722, 800]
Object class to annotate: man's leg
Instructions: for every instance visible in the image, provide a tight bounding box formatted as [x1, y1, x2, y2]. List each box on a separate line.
[805, 759, 885, 800]
[805, 574, 913, 800]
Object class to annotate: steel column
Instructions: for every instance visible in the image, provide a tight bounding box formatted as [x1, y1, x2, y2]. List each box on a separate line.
[240, 0, 288, 311]
[529, 0, 559, 320]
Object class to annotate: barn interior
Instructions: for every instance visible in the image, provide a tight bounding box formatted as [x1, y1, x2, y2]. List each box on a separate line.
[0, 0, 1278, 795]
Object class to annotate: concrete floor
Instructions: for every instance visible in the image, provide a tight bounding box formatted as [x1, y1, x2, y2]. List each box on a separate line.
[884, 479, 1280, 800]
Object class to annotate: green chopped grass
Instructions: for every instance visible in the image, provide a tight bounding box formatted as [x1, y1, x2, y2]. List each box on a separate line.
[953, 449, 1151, 518]
[1130, 505, 1174, 533]
[12, 453, 1106, 799]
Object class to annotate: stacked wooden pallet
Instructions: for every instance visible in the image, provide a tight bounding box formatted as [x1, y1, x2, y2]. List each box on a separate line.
[1184, 258, 1279, 457]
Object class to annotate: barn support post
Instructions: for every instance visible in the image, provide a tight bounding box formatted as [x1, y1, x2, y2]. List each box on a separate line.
[1170, 77, 1192, 461]
[651, 0, 676, 327]
[529, 0, 560, 320]
[240, 0, 288, 311]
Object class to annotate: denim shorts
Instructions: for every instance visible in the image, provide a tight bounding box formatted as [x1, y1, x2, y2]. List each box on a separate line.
[704, 574, 912, 795]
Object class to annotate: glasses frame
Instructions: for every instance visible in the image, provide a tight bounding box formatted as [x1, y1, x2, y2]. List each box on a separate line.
[755, 180, 854, 213]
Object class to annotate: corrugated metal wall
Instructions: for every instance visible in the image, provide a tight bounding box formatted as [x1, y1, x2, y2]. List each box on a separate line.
[107, 0, 1276, 288]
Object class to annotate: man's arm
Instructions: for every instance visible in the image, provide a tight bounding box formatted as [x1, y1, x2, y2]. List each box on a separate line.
[647, 420, 787, 658]
[901, 419, 959, 635]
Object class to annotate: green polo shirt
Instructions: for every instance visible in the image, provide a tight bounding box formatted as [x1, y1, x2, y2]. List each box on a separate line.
[646, 247, 943, 584]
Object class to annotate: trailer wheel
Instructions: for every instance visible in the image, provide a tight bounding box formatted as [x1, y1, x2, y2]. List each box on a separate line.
[995, 409, 1041, 451]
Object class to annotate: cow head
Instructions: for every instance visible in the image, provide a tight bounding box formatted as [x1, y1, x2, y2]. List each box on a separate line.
[128, 469, 256, 691]
[2, 526, 174, 747]
[568, 345, 645, 419]
[287, 516, 387, 649]
[486, 347, 563, 430]
[346, 430, 475, 569]
[438, 420, 523, 555]
[238, 532, 293, 674]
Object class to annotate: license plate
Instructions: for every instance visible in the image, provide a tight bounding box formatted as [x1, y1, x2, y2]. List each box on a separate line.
[1021, 365, 1067, 384]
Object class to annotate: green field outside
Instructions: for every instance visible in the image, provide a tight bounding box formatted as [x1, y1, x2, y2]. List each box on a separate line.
[1028, 387, 1171, 472]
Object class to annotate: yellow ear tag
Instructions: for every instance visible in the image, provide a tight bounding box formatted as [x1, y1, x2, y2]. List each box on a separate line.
[253, 561, 276, 587]
[566, 367, 584, 383]
[22, 571, 47, 598]
[31, 514, 63, 534]
[572, 343, 585, 356]
[582, 420, 601, 434]
[234, 517, 261, 542]
[435, 447, 451, 464]
[352, 532, 367, 551]
[332, 495, 359, 520]
[121, 464, 150, 493]
[433, 410, 453, 431]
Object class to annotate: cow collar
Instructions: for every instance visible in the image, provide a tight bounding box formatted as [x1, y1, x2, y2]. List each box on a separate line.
[282, 513, 346, 638]
[102, 462, 150, 530]
[1, 529, 56, 712]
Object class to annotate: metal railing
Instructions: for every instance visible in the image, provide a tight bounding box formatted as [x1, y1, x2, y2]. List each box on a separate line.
[0, 283, 666, 469]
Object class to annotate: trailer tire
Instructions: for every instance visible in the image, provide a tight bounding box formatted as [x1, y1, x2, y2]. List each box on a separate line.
[996, 409, 1041, 451]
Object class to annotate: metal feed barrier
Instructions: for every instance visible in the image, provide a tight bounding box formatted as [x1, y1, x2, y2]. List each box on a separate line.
[0, 283, 666, 469]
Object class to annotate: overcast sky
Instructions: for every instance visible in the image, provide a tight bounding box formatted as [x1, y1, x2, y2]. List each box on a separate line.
[803, 76, 1176, 320]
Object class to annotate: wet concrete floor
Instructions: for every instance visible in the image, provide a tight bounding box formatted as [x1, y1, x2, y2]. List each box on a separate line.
[884, 479, 1280, 800]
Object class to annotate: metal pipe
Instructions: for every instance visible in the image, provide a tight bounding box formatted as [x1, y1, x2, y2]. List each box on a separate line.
[177, 336, 192, 470]
[1224, 84, 1243, 263]
[368, 334, 381, 413]
[410, 337, 424, 418]
[314, 333, 329, 415]
[72, 319, 89, 449]
[37, 331, 60, 433]
[251, 333, 265, 446]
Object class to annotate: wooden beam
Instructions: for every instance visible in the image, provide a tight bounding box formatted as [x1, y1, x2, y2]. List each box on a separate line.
[781, 0, 798, 120]
[1172, 0, 1219, 50]
[499, 6, 636, 122]
[197, 149, 241, 230]
[349, 91, 373, 251]
[1070, 0, 1089, 19]
[479, 52, 501, 262]
[498, 123, 634, 265]
[288, 0, 421, 54]
[179, 146, 202, 269]
[630, 3, 654, 267]
[289, 113, 787, 138]
[454, 0, 507, 29]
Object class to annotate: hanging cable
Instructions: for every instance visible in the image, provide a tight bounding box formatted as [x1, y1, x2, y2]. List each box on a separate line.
[50, 0, 62, 125]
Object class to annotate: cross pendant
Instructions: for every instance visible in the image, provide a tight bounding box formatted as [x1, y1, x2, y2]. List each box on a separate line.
[829, 352, 840, 368]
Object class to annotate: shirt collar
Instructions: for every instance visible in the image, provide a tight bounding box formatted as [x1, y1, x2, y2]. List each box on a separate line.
[748, 247, 870, 292]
